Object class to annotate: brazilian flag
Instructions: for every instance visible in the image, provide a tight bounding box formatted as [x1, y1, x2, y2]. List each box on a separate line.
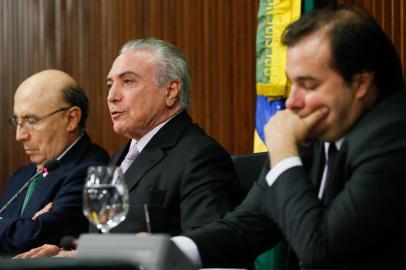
[254, 0, 314, 269]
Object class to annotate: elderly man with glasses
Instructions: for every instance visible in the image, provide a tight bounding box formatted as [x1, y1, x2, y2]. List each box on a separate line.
[0, 69, 110, 255]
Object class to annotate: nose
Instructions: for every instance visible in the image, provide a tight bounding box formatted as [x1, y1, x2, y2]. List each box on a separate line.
[285, 84, 305, 111]
[107, 83, 121, 104]
[15, 126, 30, 142]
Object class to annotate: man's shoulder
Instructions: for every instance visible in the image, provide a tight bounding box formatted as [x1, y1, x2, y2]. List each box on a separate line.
[71, 133, 110, 161]
[155, 111, 227, 153]
[58, 133, 110, 173]
[346, 91, 406, 157]
[84, 140, 110, 160]
[351, 91, 406, 137]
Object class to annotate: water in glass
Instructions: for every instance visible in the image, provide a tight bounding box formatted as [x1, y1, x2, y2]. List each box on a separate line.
[83, 166, 129, 233]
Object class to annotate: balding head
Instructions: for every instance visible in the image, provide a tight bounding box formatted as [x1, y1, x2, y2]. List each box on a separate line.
[12, 70, 89, 168]
[15, 69, 89, 130]
[16, 69, 76, 103]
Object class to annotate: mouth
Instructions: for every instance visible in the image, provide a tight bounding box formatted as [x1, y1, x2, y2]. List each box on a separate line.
[110, 110, 125, 120]
[24, 149, 35, 155]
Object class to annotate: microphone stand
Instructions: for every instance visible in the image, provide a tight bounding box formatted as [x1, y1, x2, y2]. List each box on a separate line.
[0, 160, 59, 219]
[0, 169, 44, 218]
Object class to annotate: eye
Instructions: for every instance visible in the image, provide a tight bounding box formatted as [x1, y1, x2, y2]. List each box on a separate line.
[300, 81, 319, 91]
[123, 78, 134, 85]
[106, 82, 112, 91]
[24, 116, 39, 126]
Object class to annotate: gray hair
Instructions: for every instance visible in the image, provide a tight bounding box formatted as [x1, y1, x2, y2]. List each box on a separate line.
[120, 38, 191, 110]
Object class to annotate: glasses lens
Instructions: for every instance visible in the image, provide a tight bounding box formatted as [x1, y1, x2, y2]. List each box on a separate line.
[8, 116, 18, 128]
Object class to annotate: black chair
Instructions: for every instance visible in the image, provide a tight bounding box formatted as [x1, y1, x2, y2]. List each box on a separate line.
[231, 152, 268, 198]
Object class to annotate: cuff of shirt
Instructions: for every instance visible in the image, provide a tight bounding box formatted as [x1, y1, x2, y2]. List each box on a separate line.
[171, 236, 202, 268]
[266, 156, 302, 186]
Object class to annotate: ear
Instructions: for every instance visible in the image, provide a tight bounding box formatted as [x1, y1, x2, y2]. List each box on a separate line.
[352, 71, 375, 99]
[65, 106, 81, 132]
[165, 80, 181, 107]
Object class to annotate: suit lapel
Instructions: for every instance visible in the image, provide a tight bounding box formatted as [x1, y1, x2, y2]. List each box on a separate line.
[309, 142, 325, 188]
[121, 111, 192, 191]
[8, 166, 37, 217]
[22, 133, 93, 215]
[124, 147, 165, 192]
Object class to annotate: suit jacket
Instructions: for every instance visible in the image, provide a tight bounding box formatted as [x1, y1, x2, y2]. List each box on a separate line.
[96, 111, 239, 235]
[0, 132, 110, 254]
[188, 91, 406, 269]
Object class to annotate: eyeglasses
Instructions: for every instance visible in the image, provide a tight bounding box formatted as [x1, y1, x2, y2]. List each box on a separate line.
[9, 107, 71, 130]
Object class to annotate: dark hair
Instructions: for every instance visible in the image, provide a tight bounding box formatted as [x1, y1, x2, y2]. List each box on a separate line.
[61, 85, 89, 130]
[282, 5, 405, 96]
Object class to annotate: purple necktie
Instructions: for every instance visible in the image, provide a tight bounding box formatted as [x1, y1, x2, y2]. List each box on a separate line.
[120, 145, 139, 173]
[325, 143, 338, 185]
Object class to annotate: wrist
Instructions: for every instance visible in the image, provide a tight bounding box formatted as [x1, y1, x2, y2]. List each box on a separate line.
[269, 144, 299, 167]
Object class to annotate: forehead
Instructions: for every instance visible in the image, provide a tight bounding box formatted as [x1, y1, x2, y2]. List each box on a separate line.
[107, 50, 158, 79]
[14, 82, 64, 115]
[286, 31, 332, 77]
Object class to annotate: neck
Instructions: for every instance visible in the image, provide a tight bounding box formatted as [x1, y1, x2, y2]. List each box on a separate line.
[133, 108, 182, 140]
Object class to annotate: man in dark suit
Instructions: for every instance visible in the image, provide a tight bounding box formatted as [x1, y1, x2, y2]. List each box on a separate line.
[0, 70, 110, 254]
[15, 39, 238, 258]
[175, 5, 406, 269]
[102, 38, 239, 235]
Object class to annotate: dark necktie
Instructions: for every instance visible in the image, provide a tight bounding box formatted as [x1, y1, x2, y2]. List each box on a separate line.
[20, 173, 44, 216]
[325, 143, 338, 185]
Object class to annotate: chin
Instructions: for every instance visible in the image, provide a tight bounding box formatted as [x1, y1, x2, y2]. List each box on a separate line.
[30, 159, 45, 167]
[113, 123, 124, 133]
[112, 126, 129, 138]
[316, 130, 340, 142]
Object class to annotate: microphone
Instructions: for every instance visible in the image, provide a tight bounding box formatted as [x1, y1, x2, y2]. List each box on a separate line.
[42, 159, 59, 173]
[0, 160, 60, 217]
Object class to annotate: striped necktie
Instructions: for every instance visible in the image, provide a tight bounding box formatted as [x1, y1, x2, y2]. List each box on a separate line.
[120, 145, 139, 173]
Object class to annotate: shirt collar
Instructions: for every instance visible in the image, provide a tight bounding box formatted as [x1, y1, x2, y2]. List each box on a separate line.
[39, 133, 83, 175]
[324, 138, 345, 159]
[56, 133, 83, 160]
[129, 112, 179, 153]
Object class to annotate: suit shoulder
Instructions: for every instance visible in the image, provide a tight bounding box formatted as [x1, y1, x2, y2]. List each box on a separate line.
[347, 92, 406, 159]
[81, 142, 110, 163]
[180, 123, 229, 153]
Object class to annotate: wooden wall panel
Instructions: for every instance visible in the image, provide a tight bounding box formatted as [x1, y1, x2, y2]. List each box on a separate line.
[0, 0, 259, 194]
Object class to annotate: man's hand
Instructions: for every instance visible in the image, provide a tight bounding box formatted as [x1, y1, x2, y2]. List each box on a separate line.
[32, 202, 53, 220]
[265, 107, 328, 166]
[13, 244, 62, 259]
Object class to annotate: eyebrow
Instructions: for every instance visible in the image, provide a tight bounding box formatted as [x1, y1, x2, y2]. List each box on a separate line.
[287, 73, 320, 82]
[106, 71, 140, 82]
[300, 76, 319, 81]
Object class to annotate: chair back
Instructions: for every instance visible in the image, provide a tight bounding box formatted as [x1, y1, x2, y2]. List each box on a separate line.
[231, 152, 268, 198]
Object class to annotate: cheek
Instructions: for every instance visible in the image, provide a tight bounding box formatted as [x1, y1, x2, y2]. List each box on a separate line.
[301, 94, 326, 115]
[40, 124, 63, 146]
[32, 134, 49, 155]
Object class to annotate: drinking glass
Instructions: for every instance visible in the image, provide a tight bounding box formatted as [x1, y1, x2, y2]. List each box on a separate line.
[83, 166, 129, 233]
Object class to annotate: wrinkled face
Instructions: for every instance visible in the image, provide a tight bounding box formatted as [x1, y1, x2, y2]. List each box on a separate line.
[13, 87, 70, 168]
[107, 50, 169, 140]
[285, 32, 362, 142]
